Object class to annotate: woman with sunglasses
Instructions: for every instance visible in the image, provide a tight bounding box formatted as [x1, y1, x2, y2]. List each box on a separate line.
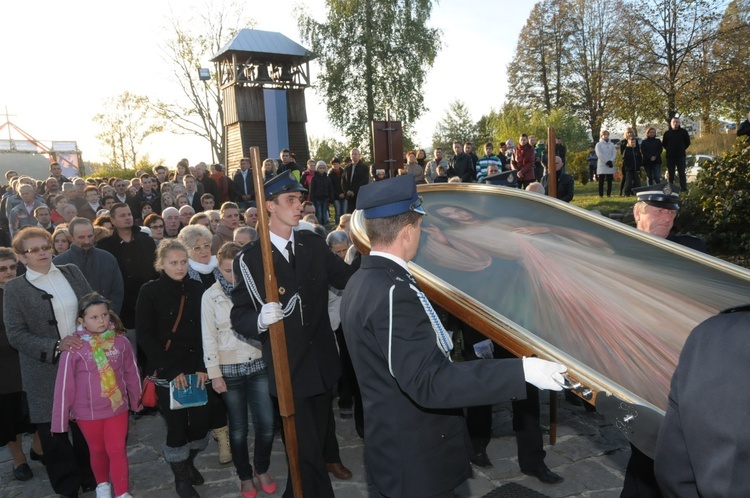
[4, 227, 96, 497]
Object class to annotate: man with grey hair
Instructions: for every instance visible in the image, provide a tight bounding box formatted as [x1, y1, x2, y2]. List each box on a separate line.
[179, 205, 196, 227]
[244, 206, 258, 228]
[162, 207, 182, 238]
[9, 184, 46, 237]
[55, 217, 124, 313]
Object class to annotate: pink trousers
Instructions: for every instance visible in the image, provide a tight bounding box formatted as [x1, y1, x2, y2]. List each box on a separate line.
[77, 412, 130, 496]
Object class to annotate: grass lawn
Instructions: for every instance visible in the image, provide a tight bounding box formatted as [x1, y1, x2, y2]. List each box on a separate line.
[571, 179, 635, 216]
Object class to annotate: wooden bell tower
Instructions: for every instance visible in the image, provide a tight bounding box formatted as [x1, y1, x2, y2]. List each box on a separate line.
[211, 29, 316, 172]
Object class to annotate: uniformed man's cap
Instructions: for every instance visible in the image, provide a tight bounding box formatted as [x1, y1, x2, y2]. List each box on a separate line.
[632, 182, 680, 210]
[356, 175, 426, 219]
[264, 171, 307, 198]
[484, 170, 518, 187]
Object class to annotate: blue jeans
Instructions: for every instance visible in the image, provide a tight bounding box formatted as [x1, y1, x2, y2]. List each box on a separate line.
[222, 370, 275, 480]
[644, 164, 661, 185]
[314, 199, 329, 225]
[332, 198, 347, 225]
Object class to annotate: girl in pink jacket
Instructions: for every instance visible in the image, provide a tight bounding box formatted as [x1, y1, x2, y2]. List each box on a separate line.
[52, 293, 142, 498]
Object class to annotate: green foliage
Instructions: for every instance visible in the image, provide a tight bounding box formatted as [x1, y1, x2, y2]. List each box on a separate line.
[566, 150, 591, 185]
[93, 92, 164, 170]
[85, 163, 138, 180]
[431, 100, 478, 152]
[309, 136, 350, 163]
[297, 0, 441, 152]
[490, 105, 589, 153]
[712, 0, 750, 120]
[678, 138, 750, 253]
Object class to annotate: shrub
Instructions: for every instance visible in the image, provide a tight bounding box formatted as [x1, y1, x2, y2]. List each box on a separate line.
[566, 150, 591, 186]
[677, 138, 750, 254]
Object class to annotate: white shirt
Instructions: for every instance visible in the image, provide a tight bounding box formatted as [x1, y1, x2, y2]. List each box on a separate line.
[270, 230, 295, 263]
[370, 250, 411, 274]
[25, 264, 79, 338]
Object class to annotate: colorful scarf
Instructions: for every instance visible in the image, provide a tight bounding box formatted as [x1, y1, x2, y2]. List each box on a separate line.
[80, 324, 124, 412]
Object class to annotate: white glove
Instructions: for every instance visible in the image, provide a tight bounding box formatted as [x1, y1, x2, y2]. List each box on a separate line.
[257, 302, 284, 331]
[522, 357, 567, 391]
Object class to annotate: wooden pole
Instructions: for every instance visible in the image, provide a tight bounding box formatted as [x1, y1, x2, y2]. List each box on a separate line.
[547, 127, 557, 199]
[249, 146, 304, 497]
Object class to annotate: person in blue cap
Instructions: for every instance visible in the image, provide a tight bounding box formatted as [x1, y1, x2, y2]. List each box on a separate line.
[230, 171, 355, 497]
[340, 174, 568, 498]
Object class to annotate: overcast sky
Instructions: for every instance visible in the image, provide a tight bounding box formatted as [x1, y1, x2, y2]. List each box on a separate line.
[1, 0, 530, 164]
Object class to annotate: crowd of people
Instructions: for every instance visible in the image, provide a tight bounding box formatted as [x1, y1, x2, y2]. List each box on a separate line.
[0, 128, 737, 498]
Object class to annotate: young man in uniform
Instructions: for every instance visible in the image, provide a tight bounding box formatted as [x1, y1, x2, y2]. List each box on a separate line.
[230, 172, 354, 497]
[340, 175, 567, 498]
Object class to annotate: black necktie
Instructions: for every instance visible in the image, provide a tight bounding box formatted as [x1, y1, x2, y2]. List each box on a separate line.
[286, 241, 295, 269]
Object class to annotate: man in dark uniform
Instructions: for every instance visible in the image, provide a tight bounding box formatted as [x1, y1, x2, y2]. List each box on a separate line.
[622, 182, 708, 498]
[632, 183, 708, 253]
[340, 175, 568, 498]
[654, 305, 750, 496]
[230, 172, 354, 498]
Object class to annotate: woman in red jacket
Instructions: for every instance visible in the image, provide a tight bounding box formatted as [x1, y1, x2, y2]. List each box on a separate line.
[511, 134, 535, 189]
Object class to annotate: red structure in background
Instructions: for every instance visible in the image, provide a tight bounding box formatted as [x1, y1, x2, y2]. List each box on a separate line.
[0, 109, 83, 177]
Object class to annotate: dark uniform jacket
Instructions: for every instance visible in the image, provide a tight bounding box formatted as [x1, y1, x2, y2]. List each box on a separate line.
[340, 255, 527, 498]
[343, 161, 371, 212]
[654, 305, 750, 497]
[230, 229, 353, 399]
[541, 172, 575, 202]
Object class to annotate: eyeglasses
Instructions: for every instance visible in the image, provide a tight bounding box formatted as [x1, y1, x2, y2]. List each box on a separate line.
[24, 244, 53, 254]
[150, 224, 165, 229]
[0, 264, 18, 272]
[193, 242, 212, 252]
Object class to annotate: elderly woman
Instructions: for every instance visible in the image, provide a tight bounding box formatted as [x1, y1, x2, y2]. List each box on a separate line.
[178, 225, 220, 290]
[189, 213, 211, 229]
[201, 242, 276, 497]
[136, 239, 210, 498]
[0, 247, 36, 482]
[177, 224, 232, 465]
[4, 228, 96, 496]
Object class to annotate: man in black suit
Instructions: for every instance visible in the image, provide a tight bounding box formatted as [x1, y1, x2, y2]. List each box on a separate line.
[654, 305, 750, 496]
[230, 172, 354, 498]
[340, 175, 567, 498]
[343, 148, 370, 213]
[183, 175, 204, 212]
[231, 157, 255, 210]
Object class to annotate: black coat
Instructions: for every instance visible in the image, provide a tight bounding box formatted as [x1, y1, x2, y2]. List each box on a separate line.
[448, 152, 476, 183]
[621, 145, 643, 172]
[309, 172, 333, 201]
[340, 255, 526, 498]
[135, 273, 206, 381]
[662, 127, 691, 158]
[654, 306, 750, 497]
[97, 226, 157, 328]
[640, 137, 663, 166]
[232, 169, 255, 203]
[541, 172, 575, 202]
[230, 229, 353, 399]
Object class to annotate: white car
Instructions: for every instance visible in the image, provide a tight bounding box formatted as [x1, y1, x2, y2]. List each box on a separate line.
[685, 154, 715, 183]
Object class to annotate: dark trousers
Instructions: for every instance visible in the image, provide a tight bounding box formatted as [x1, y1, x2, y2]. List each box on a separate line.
[666, 155, 687, 191]
[513, 383, 545, 472]
[156, 384, 211, 449]
[621, 444, 663, 498]
[335, 325, 364, 437]
[599, 174, 613, 197]
[644, 164, 661, 185]
[623, 169, 641, 196]
[279, 392, 336, 498]
[36, 421, 95, 495]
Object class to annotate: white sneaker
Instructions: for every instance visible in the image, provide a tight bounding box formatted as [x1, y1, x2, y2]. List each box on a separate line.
[96, 482, 112, 498]
[115, 493, 133, 498]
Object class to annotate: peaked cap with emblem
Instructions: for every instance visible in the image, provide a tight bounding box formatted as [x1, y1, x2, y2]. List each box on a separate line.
[632, 182, 680, 210]
[356, 175, 426, 219]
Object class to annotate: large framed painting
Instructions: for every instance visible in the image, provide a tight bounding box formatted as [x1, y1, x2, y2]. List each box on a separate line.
[350, 183, 750, 455]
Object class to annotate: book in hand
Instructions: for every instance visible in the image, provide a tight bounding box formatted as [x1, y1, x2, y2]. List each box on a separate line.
[169, 374, 208, 410]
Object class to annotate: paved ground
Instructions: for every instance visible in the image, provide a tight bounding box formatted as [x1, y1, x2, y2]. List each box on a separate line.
[1, 397, 632, 498]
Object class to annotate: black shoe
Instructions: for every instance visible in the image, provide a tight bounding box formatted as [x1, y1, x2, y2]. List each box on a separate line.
[59, 494, 78, 498]
[80, 482, 97, 493]
[29, 449, 44, 463]
[13, 463, 33, 481]
[187, 450, 205, 485]
[522, 467, 564, 484]
[470, 452, 493, 468]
